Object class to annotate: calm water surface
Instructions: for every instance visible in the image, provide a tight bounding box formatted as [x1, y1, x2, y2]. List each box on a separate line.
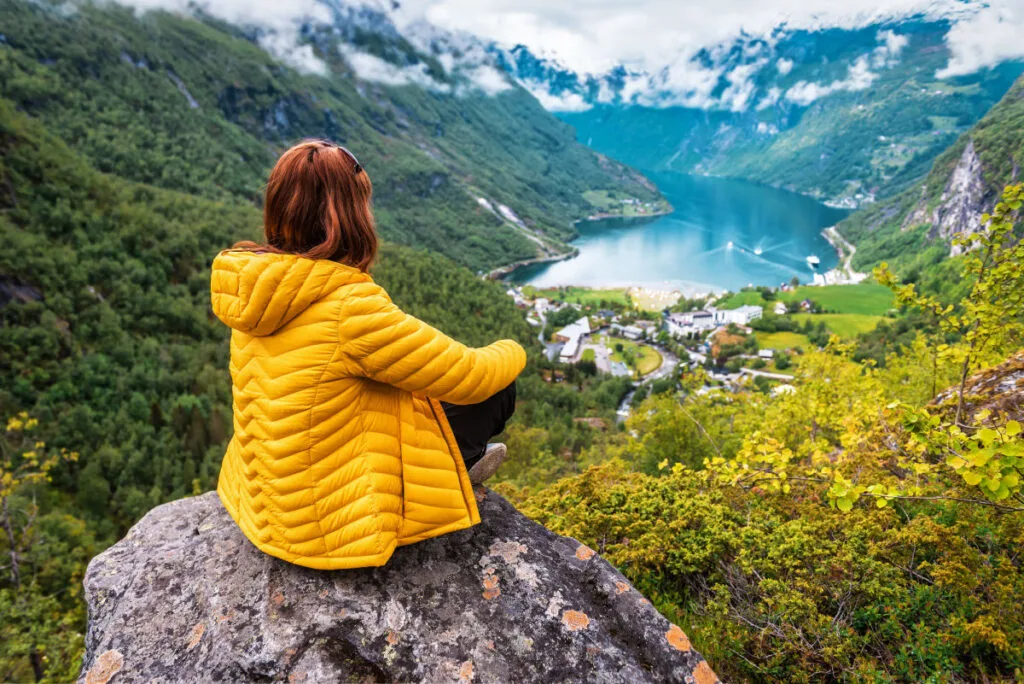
[510, 173, 849, 295]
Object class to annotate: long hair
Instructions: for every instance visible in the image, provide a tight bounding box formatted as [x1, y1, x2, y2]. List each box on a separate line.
[234, 139, 378, 271]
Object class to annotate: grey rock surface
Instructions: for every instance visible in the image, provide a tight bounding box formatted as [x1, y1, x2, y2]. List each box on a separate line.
[80, 489, 718, 683]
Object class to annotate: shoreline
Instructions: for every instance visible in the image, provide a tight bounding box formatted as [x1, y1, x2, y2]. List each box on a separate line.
[572, 207, 673, 226]
[818, 226, 868, 285]
[484, 249, 578, 281]
[491, 205, 672, 282]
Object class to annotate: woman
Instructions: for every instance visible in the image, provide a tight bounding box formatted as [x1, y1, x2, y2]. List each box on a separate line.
[210, 140, 525, 570]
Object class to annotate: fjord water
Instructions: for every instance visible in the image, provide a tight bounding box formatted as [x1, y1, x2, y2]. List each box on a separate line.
[512, 172, 849, 294]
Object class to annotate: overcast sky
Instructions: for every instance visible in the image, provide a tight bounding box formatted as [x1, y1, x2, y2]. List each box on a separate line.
[391, 0, 1022, 77]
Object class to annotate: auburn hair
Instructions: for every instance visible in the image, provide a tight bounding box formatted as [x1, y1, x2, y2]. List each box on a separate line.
[234, 139, 378, 271]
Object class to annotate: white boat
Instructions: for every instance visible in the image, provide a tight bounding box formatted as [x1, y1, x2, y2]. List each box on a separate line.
[754, 246, 763, 256]
[806, 254, 821, 268]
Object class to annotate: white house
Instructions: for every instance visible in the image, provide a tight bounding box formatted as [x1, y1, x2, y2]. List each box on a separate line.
[554, 317, 591, 343]
[611, 323, 643, 340]
[774, 301, 788, 315]
[664, 313, 690, 337]
[758, 348, 775, 359]
[665, 309, 729, 337]
[555, 317, 591, 363]
[559, 335, 582, 363]
[716, 305, 763, 326]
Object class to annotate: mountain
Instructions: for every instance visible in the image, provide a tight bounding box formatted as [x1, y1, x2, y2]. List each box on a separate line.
[503, 19, 1023, 207]
[0, 4, 647, 678]
[838, 73, 1024, 277]
[0, 0, 661, 273]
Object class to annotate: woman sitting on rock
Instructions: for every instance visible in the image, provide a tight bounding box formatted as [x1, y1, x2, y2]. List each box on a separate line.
[209, 140, 524, 570]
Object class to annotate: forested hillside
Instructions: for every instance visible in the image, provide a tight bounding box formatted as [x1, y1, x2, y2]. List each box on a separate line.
[0, 0, 660, 272]
[0, 14, 642, 670]
[840, 74, 1024, 281]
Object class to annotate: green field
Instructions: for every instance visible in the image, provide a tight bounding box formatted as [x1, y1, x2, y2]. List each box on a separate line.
[720, 283, 894, 316]
[792, 313, 885, 338]
[595, 334, 663, 376]
[526, 286, 630, 307]
[582, 189, 671, 218]
[757, 331, 810, 350]
[581, 348, 596, 362]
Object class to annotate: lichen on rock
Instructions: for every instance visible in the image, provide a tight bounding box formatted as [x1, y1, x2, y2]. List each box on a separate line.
[79, 488, 716, 683]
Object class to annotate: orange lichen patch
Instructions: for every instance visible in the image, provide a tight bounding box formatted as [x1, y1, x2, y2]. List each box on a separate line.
[615, 581, 631, 594]
[482, 570, 501, 600]
[287, 672, 308, 683]
[693, 660, 720, 684]
[458, 660, 474, 682]
[186, 622, 205, 651]
[665, 624, 692, 652]
[271, 591, 285, 607]
[283, 647, 298, 666]
[84, 650, 124, 684]
[638, 598, 650, 605]
[561, 610, 591, 631]
[474, 488, 487, 502]
[386, 629, 400, 645]
[575, 545, 596, 561]
[318, 588, 330, 599]
[483, 639, 495, 650]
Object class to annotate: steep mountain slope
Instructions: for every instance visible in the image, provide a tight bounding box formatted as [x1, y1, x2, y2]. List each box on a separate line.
[0, 0, 660, 272]
[0, 9, 645, 672]
[839, 74, 1024, 275]
[508, 20, 1023, 207]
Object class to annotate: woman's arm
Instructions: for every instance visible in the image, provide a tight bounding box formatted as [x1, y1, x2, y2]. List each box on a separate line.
[339, 282, 526, 405]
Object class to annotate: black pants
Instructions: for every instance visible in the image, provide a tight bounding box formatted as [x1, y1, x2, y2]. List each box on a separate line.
[441, 382, 516, 469]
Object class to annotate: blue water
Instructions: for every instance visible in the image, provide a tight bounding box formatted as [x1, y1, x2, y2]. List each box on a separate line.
[510, 172, 849, 295]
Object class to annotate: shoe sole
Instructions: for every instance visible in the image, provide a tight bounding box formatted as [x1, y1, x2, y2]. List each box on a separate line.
[468, 445, 507, 485]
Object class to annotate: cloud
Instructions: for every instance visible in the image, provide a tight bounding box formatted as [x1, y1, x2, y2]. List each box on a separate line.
[117, 0, 332, 73]
[462, 65, 513, 95]
[937, 2, 1024, 78]
[719, 59, 767, 112]
[517, 81, 592, 111]
[776, 58, 794, 76]
[393, 0, 975, 76]
[339, 45, 450, 90]
[756, 86, 782, 110]
[780, 29, 909, 106]
[872, 29, 908, 67]
[785, 55, 878, 105]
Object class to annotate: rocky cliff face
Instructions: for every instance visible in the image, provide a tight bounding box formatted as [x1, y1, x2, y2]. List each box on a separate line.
[931, 141, 988, 255]
[904, 140, 988, 256]
[79, 489, 718, 683]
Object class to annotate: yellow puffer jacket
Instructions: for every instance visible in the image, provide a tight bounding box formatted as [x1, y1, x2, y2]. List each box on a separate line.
[210, 250, 526, 569]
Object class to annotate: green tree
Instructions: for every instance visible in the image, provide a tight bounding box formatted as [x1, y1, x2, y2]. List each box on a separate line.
[876, 183, 1024, 425]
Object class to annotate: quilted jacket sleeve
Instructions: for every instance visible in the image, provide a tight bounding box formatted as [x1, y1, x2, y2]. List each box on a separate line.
[340, 282, 527, 405]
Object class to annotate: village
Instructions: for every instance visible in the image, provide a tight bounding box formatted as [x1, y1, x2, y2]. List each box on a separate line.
[506, 277, 896, 416]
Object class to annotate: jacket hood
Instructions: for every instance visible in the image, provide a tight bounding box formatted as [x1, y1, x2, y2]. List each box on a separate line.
[210, 250, 371, 336]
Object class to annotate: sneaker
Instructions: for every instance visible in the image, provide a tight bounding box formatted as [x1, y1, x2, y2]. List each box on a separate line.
[468, 443, 507, 485]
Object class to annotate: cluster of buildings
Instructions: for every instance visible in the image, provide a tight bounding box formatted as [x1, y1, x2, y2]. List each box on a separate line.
[554, 316, 592, 363]
[663, 304, 762, 337]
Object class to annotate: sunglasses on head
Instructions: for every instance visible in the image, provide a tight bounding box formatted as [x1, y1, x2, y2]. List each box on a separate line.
[307, 142, 363, 174]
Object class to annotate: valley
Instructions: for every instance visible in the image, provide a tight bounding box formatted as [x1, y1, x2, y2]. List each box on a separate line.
[2, 1, 1024, 682]
[508, 171, 848, 294]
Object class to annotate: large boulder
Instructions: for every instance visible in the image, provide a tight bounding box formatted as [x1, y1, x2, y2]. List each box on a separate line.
[80, 489, 718, 683]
